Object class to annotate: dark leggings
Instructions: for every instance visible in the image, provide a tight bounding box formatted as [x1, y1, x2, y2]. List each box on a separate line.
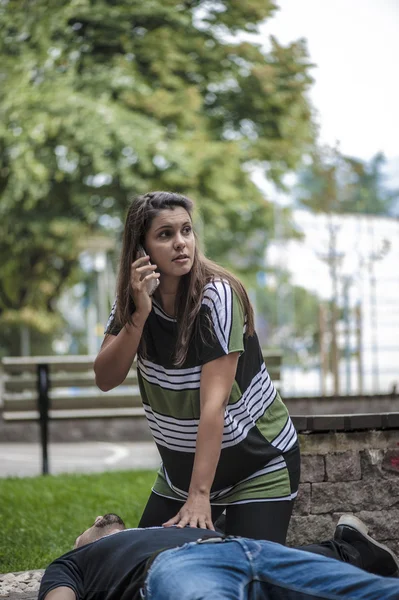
[139, 444, 301, 544]
[138, 492, 295, 544]
[138, 494, 362, 566]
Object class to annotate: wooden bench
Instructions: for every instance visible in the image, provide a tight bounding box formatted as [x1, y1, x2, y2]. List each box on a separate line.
[1, 355, 142, 421]
[1, 351, 282, 473]
[1, 352, 282, 421]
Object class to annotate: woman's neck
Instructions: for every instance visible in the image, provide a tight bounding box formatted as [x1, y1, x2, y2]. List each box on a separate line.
[155, 278, 179, 317]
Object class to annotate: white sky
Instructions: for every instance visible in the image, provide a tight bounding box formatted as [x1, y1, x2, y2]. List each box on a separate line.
[261, 0, 399, 181]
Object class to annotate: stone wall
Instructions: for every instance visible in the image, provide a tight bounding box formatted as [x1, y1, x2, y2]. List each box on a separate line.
[288, 429, 399, 553]
[284, 393, 399, 416]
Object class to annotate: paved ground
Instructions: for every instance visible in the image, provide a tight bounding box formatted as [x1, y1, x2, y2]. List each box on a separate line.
[0, 442, 161, 477]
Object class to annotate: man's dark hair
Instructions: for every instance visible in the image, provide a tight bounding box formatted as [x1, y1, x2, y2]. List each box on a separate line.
[95, 514, 125, 530]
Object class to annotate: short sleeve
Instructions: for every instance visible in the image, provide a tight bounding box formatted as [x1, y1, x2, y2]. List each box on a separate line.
[198, 280, 245, 365]
[38, 556, 84, 600]
[104, 297, 122, 336]
[105, 296, 138, 336]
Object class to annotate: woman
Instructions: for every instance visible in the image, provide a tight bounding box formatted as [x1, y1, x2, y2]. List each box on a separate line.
[94, 191, 300, 543]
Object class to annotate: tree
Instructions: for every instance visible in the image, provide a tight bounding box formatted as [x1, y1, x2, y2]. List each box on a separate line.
[295, 146, 399, 215]
[293, 146, 399, 393]
[255, 274, 321, 366]
[0, 0, 315, 353]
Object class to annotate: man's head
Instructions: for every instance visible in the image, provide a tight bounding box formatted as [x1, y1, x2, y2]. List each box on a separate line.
[74, 513, 126, 549]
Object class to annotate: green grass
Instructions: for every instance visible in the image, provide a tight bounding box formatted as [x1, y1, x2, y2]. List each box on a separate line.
[0, 469, 156, 573]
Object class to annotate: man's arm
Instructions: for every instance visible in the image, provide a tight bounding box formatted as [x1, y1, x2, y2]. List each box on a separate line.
[43, 586, 76, 600]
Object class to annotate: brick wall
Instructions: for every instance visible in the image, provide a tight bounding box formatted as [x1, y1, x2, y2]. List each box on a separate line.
[288, 429, 399, 553]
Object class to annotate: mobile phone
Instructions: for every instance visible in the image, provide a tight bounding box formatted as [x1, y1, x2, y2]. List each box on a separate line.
[137, 245, 160, 296]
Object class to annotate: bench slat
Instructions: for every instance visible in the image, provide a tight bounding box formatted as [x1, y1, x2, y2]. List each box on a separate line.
[3, 391, 142, 413]
[4, 371, 279, 393]
[3, 372, 138, 392]
[2, 358, 95, 374]
[3, 407, 146, 421]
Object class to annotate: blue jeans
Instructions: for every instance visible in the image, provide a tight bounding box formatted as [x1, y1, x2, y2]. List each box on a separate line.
[143, 537, 399, 599]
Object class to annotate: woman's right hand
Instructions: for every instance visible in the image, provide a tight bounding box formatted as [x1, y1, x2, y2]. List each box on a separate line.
[130, 256, 160, 317]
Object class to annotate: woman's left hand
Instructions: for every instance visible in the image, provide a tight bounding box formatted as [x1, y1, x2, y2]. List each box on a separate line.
[163, 493, 214, 530]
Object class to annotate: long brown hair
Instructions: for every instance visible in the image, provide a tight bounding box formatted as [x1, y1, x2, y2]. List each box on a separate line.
[116, 191, 254, 366]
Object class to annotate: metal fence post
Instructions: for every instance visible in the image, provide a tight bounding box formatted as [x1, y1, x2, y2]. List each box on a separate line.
[37, 363, 50, 475]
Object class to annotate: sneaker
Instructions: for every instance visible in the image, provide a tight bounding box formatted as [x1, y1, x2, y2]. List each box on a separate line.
[334, 514, 399, 578]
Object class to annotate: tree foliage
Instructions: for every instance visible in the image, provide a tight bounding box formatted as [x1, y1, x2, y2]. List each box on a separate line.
[0, 0, 315, 348]
[295, 146, 399, 215]
[255, 277, 321, 365]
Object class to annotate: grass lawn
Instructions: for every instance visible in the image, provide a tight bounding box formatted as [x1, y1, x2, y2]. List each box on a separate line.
[0, 469, 156, 573]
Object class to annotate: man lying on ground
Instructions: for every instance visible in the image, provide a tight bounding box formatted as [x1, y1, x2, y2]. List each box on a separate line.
[39, 513, 399, 600]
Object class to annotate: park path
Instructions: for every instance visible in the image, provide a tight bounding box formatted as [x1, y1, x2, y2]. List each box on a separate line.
[0, 441, 160, 478]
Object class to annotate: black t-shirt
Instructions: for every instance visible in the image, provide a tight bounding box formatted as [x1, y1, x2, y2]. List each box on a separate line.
[38, 527, 223, 600]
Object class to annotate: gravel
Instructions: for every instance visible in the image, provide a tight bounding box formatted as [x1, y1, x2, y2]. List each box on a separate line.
[0, 570, 44, 599]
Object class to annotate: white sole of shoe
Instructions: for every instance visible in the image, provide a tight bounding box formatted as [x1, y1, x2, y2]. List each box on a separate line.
[337, 514, 369, 535]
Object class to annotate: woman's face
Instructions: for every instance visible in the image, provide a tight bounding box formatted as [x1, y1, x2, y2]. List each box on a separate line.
[144, 207, 195, 279]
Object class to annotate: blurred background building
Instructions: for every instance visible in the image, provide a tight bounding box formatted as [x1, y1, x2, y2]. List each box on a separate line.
[266, 209, 399, 396]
